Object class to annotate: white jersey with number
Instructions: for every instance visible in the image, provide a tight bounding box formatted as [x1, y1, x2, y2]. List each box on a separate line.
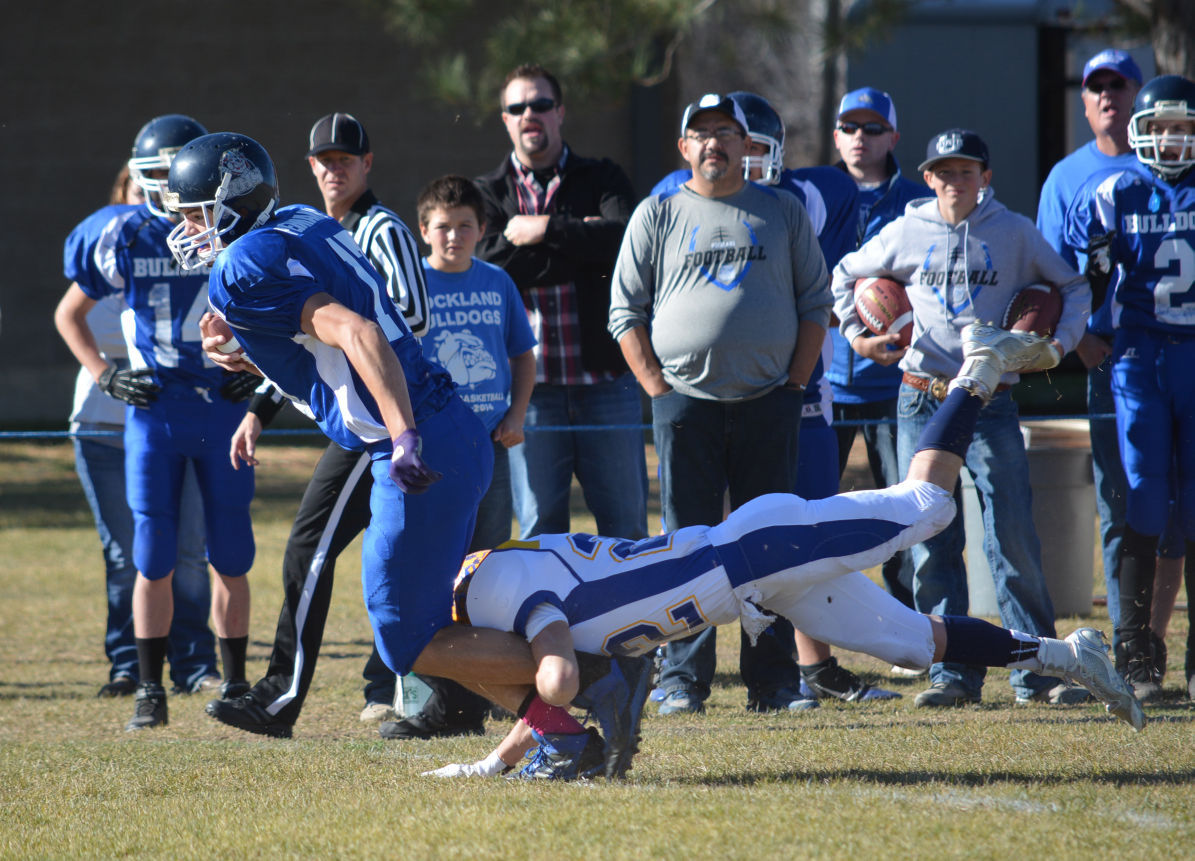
[455, 480, 953, 667]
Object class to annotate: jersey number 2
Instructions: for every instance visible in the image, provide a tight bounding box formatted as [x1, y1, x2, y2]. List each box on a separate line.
[1154, 237, 1195, 325]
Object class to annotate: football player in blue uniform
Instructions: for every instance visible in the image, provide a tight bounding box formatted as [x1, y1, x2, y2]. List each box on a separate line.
[55, 116, 258, 731]
[425, 331, 1144, 779]
[1064, 74, 1195, 701]
[165, 133, 649, 779]
[56, 163, 220, 698]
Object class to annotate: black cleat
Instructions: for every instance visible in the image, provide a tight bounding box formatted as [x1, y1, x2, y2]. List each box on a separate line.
[205, 693, 293, 739]
[219, 679, 251, 700]
[801, 657, 901, 702]
[378, 710, 485, 740]
[125, 683, 168, 731]
[98, 675, 138, 698]
[572, 654, 651, 779]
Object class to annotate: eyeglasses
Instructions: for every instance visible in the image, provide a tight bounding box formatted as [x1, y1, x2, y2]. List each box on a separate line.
[1085, 77, 1127, 94]
[685, 127, 744, 143]
[836, 121, 893, 137]
[505, 97, 557, 115]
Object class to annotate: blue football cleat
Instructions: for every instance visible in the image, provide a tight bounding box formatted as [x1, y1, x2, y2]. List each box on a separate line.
[507, 727, 604, 781]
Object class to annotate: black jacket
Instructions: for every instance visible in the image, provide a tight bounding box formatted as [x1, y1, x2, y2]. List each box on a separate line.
[475, 147, 635, 377]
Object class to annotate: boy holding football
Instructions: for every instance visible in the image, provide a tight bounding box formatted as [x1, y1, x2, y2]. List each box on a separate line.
[832, 129, 1090, 710]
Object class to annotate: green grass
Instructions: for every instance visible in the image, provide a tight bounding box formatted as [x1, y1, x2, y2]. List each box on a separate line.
[1, 440, 1193, 859]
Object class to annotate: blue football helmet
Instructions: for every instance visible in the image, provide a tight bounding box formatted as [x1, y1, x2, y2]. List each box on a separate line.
[163, 132, 279, 270]
[128, 115, 208, 217]
[1128, 75, 1195, 179]
[729, 91, 785, 185]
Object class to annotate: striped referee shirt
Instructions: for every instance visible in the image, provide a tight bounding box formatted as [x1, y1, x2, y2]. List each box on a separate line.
[341, 189, 429, 337]
[248, 189, 431, 421]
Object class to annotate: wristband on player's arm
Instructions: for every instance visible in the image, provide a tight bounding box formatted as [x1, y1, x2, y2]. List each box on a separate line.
[248, 384, 285, 427]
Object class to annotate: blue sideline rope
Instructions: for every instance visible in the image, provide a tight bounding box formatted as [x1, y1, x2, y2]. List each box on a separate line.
[0, 414, 1115, 441]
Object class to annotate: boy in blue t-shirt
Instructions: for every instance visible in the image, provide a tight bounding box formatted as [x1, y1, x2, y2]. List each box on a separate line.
[416, 175, 536, 551]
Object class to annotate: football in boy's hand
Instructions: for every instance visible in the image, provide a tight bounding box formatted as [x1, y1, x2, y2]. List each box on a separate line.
[854, 276, 913, 348]
[1002, 283, 1063, 337]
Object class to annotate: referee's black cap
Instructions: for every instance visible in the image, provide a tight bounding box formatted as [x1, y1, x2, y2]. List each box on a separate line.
[307, 113, 370, 157]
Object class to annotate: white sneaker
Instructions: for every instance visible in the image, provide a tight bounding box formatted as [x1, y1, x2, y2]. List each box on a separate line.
[360, 701, 397, 723]
[890, 664, 926, 678]
[1059, 628, 1146, 731]
[952, 322, 1062, 402]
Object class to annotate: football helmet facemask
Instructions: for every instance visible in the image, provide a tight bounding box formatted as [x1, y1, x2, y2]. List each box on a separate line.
[729, 91, 785, 185]
[1128, 74, 1195, 180]
[128, 115, 208, 217]
[163, 133, 279, 270]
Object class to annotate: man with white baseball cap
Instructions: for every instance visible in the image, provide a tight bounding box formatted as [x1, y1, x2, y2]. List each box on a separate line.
[609, 93, 832, 717]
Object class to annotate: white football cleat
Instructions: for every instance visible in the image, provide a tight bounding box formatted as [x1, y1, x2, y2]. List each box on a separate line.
[951, 322, 1063, 402]
[1052, 628, 1146, 731]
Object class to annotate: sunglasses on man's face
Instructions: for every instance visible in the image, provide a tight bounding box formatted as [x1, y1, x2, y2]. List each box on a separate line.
[837, 121, 893, 137]
[1085, 77, 1127, 94]
[505, 97, 557, 115]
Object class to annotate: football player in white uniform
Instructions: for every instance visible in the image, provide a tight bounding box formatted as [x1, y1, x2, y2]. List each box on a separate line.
[428, 322, 1145, 779]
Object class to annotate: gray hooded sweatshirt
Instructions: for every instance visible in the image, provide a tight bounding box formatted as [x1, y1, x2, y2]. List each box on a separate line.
[832, 189, 1090, 383]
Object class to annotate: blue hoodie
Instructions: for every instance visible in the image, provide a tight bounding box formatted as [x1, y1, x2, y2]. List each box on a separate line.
[826, 154, 928, 403]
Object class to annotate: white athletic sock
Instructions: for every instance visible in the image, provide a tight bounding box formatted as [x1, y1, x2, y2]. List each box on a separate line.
[1029, 636, 1076, 678]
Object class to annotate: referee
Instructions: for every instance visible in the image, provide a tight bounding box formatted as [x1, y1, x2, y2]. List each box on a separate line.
[206, 113, 489, 739]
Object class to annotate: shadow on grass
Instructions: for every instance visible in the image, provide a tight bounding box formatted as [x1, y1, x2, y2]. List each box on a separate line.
[678, 763, 1195, 788]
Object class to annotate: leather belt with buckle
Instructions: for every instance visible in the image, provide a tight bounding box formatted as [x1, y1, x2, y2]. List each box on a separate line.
[902, 372, 1008, 402]
[902, 372, 950, 401]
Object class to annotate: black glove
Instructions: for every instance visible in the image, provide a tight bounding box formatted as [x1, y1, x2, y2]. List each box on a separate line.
[1085, 230, 1116, 310]
[221, 370, 261, 403]
[97, 366, 160, 407]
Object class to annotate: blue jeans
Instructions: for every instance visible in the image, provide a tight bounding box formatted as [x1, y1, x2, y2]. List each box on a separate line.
[896, 385, 1058, 700]
[653, 386, 803, 700]
[510, 374, 648, 540]
[833, 398, 913, 607]
[73, 434, 216, 688]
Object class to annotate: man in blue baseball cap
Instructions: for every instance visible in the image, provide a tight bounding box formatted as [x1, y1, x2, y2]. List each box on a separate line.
[827, 87, 926, 618]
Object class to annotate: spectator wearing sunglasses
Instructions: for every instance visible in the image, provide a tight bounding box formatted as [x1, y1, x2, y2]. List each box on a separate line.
[475, 63, 648, 543]
[826, 87, 928, 612]
[1037, 50, 1183, 675]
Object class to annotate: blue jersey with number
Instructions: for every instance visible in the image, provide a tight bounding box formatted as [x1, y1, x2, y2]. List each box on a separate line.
[1065, 165, 1195, 334]
[207, 205, 454, 454]
[72, 206, 221, 392]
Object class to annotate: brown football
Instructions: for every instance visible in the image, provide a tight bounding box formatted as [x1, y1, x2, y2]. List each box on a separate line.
[1003, 283, 1063, 337]
[854, 276, 913, 348]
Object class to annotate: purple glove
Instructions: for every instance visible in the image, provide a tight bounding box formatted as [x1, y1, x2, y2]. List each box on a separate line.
[388, 429, 443, 494]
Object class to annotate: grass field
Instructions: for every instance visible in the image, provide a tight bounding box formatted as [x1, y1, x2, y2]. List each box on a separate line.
[2, 438, 1193, 859]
